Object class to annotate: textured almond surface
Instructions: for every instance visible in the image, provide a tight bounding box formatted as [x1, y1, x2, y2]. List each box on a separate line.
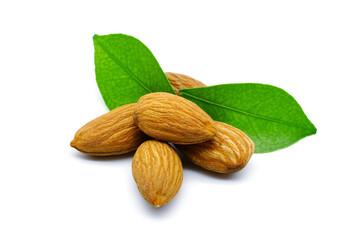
[177, 121, 255, 173]
[70, 103, 147, 156]
[165, 72, 206, 95]
[133, 92, 217, 145]
[132, 140, 183, 207]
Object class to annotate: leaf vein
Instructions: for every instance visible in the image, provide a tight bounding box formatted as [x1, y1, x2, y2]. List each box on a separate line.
[180, 92, 315, 132]
[95, 38, 152, 93]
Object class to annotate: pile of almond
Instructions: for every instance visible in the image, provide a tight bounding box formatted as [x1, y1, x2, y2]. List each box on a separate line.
[70, 73, 255, 207]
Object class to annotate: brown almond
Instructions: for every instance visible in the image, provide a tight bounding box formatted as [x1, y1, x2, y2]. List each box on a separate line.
[177, 121, 255, 173]
[70, 103, 147, 156]
[132, 140, 183, 207]
[133, 92, 217, 145]
[165, 72, 206, 95]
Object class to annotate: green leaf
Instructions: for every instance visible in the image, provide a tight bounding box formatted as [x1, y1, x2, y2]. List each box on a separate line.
[93, 34, 175, 110]
[179, 84, 317, 153]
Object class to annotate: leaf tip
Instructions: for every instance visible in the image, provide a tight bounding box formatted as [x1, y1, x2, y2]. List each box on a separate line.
[312, 125, 317, 134]
[93, 34, 100, 42]
[307, 119, 317, 135]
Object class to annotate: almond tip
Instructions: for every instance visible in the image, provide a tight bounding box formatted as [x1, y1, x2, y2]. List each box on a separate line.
[70, 139, 76, 148]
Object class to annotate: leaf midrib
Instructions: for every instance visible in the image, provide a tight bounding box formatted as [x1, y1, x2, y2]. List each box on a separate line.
[180, 91, 316, 133]
[94, 37, 152, 93]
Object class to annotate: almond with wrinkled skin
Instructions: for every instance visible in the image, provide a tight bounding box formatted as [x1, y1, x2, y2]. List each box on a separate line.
[176, 121, 255, 173]
[165, 72, 206, 95]
[70, 103, 147, 156]
[132, 140, 183, 207]
[133, 92, 217, 145]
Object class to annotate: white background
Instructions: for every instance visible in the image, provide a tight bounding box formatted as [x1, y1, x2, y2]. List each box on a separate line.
[1, 1, 359, 239]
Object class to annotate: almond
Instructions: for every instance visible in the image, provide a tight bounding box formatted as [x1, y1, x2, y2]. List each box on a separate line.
[165, 72, 206, 95]
[132, 140, 183, 207]
[133, 92, 217, 145]
[70, 103, 147, 156]
[176, 121, 255, 173]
